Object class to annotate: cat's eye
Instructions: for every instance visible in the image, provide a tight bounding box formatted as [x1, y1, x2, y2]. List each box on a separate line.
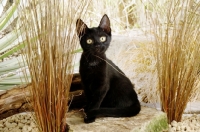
[100, 36, 106, 42]
[86, 39, 93, 44]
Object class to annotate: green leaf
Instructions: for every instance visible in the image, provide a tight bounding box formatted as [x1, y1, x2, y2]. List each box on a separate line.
[0, 30, 19, 53]
[72, 48, 82, 54]
[0, 56, 23, 67]
[0, 85, 16, 90]
[0, 40, 25, 59]
[0, 0, 19, 31]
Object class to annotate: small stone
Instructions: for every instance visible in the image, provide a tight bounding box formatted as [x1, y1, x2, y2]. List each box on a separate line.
[177, 122, 182, 126]
[32, 127, 39, 132]
[18, 122, 24, 128]
[5, 121, 12, 128]
[21, 115, 26, 120]
[185, 126, 191, 131]
[3, 127, 9, 132]
[181, 125, 186, 131]
[21, 119, 27, 124]
[2, 119, 7, 123]
[30, 122, 36, 127]
[176, 125, 181, 131]
[14, 118, 20, 123]
[10, 128, 21, 132]
[6, 122, 18, 128]
[189, 122, 195, 128]
[0, 123, 4, 128]
[191, 119, 197, 124]
[11, 116, 17, 122]
[25, 115, 31, 120]
[22, 125, 29, 132]
[26, 120, 31, 125]
[171, 120, 178, 127]
[169, 127, 176, 132]
[27, 126, 32, 131]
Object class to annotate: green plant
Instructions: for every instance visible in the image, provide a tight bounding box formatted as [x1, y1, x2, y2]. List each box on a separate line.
[0, 0, 30, 90]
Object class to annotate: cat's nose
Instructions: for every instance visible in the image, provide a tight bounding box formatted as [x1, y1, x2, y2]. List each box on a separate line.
[95, 45, 101, 48]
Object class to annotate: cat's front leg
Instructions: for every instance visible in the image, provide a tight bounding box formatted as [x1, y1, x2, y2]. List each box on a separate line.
[88, 84, 108, 110]
[84, 84, 109, 123]
[84, 115, 95, 123]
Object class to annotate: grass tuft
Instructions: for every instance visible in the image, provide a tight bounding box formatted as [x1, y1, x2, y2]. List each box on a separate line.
[147, 0, 200, 122]
[19, 0, 88, 131]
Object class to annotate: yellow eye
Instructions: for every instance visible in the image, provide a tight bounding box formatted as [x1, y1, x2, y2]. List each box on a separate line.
[86, 39, 93, 44]
[100, 36, 106, 42]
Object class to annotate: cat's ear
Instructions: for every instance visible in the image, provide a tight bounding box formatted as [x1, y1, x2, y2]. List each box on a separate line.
[76, 19, 88, 38]
[99, 14, 111, 34]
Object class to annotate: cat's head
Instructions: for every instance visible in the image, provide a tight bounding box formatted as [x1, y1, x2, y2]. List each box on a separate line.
[76, 14, 111, 55]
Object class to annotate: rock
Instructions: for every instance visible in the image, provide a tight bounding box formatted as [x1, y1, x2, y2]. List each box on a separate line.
[11, 122, 17, 127]
[31, 127, 39, 132]
[5, 121, 12, 128]
[0, 123, 4, 127]
[18, 122, 24, 128]
[21, 119, 27, 124]
[14, 117, 20, 123]
[3, 127, 9, 132]
[168, 127, 176, 132]
[27, 126, 32, 131]
[10, 127, 21, 132]
[181, 125, 186, 131]
[2, 119, 7, 123]
[22, 125, 29, 132]
[171, 120, 178, 127]
[26, 120, 31, 125]
[176, 125, 181, 131]
[30, 122, 36, 127]
[5, 121, 17, 128]
[66, 106, 168, 132]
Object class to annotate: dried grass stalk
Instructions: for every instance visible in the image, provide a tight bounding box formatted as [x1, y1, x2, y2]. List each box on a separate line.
[149, 0, 200, 122]
[19, 0, 88, 131]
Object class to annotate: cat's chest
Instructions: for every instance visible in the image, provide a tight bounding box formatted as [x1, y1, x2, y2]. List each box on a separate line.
[80, 60, 106, 79]
[80, 56, 106, 70]
[80, 62, 104, 74]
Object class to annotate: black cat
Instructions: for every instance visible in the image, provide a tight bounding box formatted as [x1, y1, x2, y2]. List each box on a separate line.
[76, 14, 141, 123]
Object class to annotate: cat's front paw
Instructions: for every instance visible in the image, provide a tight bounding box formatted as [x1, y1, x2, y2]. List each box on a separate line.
[84, 117, 95, 123]
[83, 105, 89, 113]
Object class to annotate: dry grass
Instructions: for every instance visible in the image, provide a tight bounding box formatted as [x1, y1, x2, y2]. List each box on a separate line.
[78, 0, 147, 32]
[126, 41, 158, 103]
[19, 0, 89, 131]
[147, 0, 200, 122]
[106, 34, 158, 103]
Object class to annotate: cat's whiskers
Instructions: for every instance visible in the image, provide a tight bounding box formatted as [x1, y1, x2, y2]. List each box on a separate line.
[93, 55, 126, 77]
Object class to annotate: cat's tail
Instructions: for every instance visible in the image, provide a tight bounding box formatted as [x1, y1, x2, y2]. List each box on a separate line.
[88, 101, 141, 118]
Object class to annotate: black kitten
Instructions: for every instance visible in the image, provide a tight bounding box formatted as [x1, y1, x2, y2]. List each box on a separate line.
[76, 14, 141, 123]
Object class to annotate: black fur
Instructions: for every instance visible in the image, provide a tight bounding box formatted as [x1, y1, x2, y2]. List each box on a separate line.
[76, 14, 141, 123]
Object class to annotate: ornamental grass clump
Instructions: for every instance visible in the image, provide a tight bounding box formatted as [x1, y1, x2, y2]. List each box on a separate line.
[19, 0, 88, 131]
[148, 0, 200, 123]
